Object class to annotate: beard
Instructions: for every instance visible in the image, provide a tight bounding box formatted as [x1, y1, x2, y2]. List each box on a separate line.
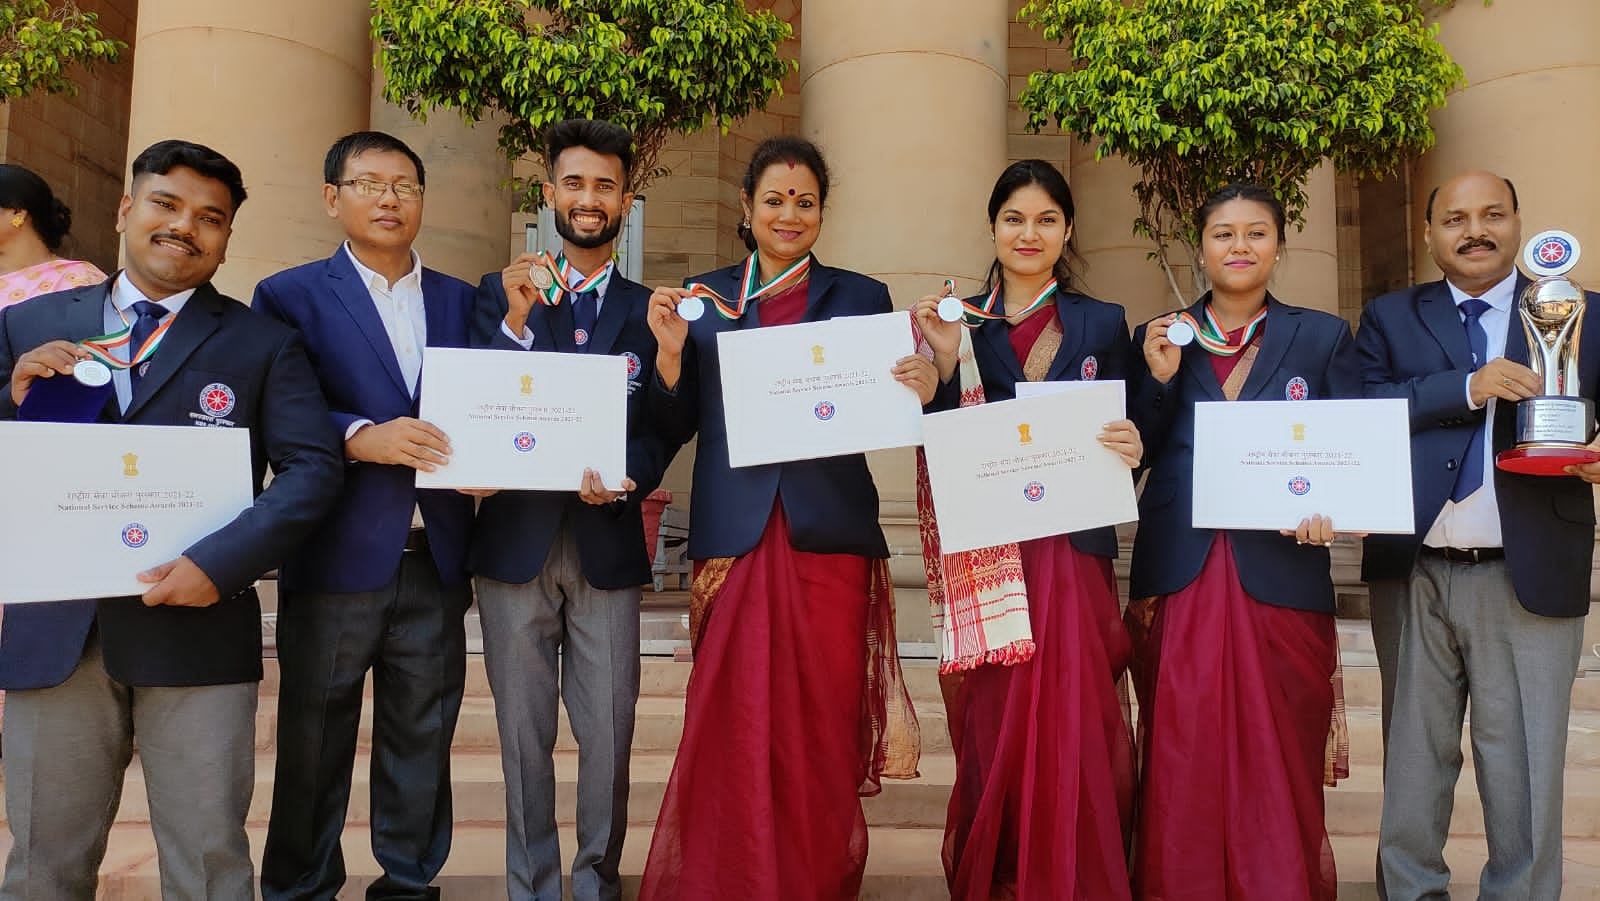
[554, 205, 623, 250]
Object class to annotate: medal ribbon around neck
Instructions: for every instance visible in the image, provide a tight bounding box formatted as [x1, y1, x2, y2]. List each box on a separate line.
[530, 252, 613, 305]
[1175, 304, 1268, 357]
[685, 251, 812, 320]
[950, 280, 1057, 328]
[79, 310, 175, 371]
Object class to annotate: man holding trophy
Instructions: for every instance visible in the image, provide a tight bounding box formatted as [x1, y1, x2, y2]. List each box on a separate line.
[1356, 170, 1600, 900]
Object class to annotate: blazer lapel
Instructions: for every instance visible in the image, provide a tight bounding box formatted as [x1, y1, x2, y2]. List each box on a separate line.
[1420, 281, 1473, 370]
[588, 278, 634, 356]
[66, 279, 113, 341]
[1177, 296, 1226, 402]
[1044, 295, 1088, 381]
[1503, 273, 1533, 368]
[122, 285, 224, 420]
[1238, 297, 1299, 400]
[328, 252, 409, 396]
[799, 261, 835, 324]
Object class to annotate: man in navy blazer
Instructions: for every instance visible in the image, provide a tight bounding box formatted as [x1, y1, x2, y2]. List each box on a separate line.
[468, 119, 677, 901]
[251, 132, 476, 901]
[0, 140, 343, 900]
[1358, 171, 1600, 900]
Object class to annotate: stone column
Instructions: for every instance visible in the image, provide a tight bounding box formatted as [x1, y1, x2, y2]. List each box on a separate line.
[1415, 0, 1600, 287]
[124, 0, 374, 299]
[1274, 163, 1339, 316]
[799, 0, 1010, 614]
[1068, 138, 1175, 325]
[369, 77, 514, 287]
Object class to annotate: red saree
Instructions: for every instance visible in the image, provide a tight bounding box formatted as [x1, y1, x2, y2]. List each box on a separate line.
[638, 506, 874, 900]
[940, 304, 1136, 900]
[639, 281, 919, 900]
[943, 535, 1135, 900]
[1128, 534, 1337, 901]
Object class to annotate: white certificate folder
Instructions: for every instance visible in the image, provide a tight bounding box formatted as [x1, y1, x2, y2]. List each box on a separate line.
[0, 422, 253, 603]
[1191, 398, 1414, 533]
[415, 347, 627, 492]
[717, 311, 924, 468]
[921, 382, 1139, 553]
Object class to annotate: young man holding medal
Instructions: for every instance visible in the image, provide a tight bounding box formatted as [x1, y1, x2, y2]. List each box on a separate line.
[1358, 170, 1600, 899]
[250, 131, 478, 901]
[0, 139, 344, 900]
[468, 118, 678, 901]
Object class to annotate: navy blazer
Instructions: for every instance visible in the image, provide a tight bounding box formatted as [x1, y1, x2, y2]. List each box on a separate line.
[650, 260, 891, 560]
[0, 281, 344, 689]
[928, 289, 1133, 559]
[1128, 295, 1360, 612]
[250, 250, 477, 594]
[466, 272, 679, 589]
[1356, 275, 1600, 618]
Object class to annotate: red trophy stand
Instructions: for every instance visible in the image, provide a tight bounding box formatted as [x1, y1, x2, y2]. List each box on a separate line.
[1497, 441, 1600, 476]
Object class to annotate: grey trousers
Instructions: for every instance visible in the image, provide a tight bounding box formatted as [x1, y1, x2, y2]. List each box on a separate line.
[0, 637, 256, 901]
[1372, 556, 1583, 901]
[476, 522, 641, 901]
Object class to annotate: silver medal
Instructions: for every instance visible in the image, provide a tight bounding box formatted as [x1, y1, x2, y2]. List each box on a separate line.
[1167, 320, 1196, 347]
[73, 359, 112, 387]
[937, 296, 965, 323]
[678, 296, 705, 322]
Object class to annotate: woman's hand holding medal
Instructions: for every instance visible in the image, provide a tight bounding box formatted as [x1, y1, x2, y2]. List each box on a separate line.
[646, 288, 692, 390]
[1142, 312, 1185, 383]
[911, 285, 965, 385]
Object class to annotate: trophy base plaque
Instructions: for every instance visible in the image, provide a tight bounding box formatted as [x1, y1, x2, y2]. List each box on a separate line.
[1496, 444, 1600, 475]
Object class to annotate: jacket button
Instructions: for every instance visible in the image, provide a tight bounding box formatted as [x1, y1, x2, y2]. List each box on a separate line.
[1446, 459, 1458, 470]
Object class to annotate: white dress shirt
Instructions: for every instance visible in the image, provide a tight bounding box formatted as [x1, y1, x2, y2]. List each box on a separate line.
[106, 272, 196, 413]
[1423, 269, 1519, 549]
[344, 243, 427, 394]
[501, 259, 615, 349]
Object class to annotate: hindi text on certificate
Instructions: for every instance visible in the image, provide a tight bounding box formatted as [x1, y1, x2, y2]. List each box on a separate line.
[415, 347, 627, 492]
[921, 381, 1138, 553]
[0, 422, 252, 603]
[1191, 397, 1414, 533]
[717, 311, 923, 468]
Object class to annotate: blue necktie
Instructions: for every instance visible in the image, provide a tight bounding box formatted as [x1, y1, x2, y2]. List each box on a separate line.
[571, 289, 598, 351]
[128, 300, 170, 388]
[1450, 298, 1491, 502]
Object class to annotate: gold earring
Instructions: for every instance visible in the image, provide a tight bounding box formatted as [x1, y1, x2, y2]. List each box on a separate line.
[8, 213, 22, 229]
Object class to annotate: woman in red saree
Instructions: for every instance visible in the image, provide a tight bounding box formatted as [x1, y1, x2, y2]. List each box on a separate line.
[1127, 183, 1360, 900]
[913, 160, 1143, 900]
[638, 137, 925, 900]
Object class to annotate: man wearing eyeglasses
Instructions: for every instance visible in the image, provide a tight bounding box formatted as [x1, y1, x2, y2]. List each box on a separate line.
[251, 131, 477, 901]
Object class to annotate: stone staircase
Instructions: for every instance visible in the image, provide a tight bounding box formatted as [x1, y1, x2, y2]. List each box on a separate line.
[7, 591, 1600, 898]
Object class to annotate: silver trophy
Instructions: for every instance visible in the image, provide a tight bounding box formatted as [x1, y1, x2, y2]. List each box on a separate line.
[1498, 230, 1600, 473]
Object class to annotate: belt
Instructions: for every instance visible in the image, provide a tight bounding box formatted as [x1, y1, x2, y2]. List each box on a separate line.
[1421, 545, 1504, 565]
[403, 528, 430, 554]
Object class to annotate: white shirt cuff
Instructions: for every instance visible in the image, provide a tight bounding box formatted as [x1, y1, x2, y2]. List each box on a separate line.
[501, 320, 534, 349]
[1465, 373, 1483, 411]
[345, 418, 375, 441]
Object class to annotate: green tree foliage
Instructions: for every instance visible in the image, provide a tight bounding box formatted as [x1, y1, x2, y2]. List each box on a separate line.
[1, 1, 125, 103]
[1018, 0, 1464, 301]
[372, 0, 795, 208]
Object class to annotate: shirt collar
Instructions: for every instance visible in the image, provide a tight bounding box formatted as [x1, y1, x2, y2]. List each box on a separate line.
[111, 271, 196, 319]
[1446, 269, 1518, 313]
[563, 257, 615, 297]
[343, 242, 422, 293]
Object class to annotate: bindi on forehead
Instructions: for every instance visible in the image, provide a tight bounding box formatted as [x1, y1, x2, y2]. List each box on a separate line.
[788, 189, 795, 196]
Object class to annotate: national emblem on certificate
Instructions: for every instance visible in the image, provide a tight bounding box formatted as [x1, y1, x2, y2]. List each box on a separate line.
[415, 347, 627, 492]
[716, 310, 924, 467]
[920, 381, 1139, 553]
[0, 422, 253, 603]
[1191, 398, 1414, 533]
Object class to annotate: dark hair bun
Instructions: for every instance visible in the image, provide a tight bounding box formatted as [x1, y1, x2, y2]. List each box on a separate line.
[39, 197, 73, 252]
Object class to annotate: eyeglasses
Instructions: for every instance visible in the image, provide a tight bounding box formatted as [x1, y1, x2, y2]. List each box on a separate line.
[334, 178, 424, 201]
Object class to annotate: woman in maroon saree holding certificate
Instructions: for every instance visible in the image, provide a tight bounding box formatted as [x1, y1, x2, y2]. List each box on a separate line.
[638, 138, 926, 901]
[914, 160, 1142, 900]
[1127, 183, 1359, 901]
